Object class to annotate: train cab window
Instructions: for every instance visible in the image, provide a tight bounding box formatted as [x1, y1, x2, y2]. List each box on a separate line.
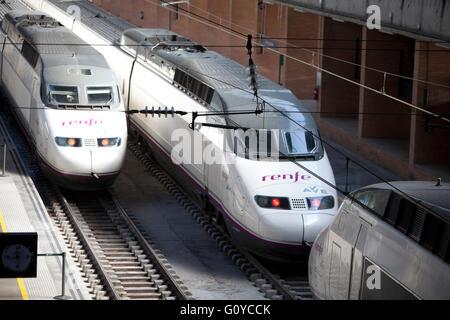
[22, 41, 39, 67]
[48, 85, 79, 104]
[283, 130, 316, 155]
[352, 189, 391, 217]
[384, 192, 416, 231]
[87, 86, 113, 104]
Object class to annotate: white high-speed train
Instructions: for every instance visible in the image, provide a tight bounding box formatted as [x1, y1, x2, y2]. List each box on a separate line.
[119, 29, 338, 261]
[25, 0, 338, 261]
[0, 9, 127, 190]
[309, 181, 450, 299]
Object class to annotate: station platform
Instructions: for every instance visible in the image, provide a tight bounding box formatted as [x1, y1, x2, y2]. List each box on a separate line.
[0, 112, 92, 300]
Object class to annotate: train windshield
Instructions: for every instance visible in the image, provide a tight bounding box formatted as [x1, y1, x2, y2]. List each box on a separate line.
[49, 85, 79, 104]
[87, 86, 113, 104]
[229, 128, 322, 161]
[284, 130, 316, 155]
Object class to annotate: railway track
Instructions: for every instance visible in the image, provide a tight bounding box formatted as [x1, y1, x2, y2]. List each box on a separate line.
[45, 186, 191, 300]
[0, 104, 191, 300]
[128, 138, 313, 300]
[1, 93, 312, 300]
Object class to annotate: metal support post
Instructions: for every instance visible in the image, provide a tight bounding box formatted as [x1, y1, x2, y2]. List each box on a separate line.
[37, 252, 72, 300]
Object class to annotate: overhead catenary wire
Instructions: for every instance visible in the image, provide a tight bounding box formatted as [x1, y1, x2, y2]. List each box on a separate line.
[10, 105, 450, 118]
[6, 0, 450, 92]
[145, 0, 450, 123]
[151, 0, 450, 95]
[4, 0, 445, 215]
[2, 98, 443, 219]
[8, 0, 450, 98]
[3, 2, 448, 122]
[2, 101, 443, 220]
[159, 0, 450, 91]
[168, 66, 444, 218]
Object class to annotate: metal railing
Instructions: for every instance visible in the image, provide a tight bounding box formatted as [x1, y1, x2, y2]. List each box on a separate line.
[37, 252, 72, 300]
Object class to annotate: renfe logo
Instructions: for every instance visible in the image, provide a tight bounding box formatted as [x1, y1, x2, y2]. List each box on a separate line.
[262, 172, 311, 182]
[62, 119, 103, 126]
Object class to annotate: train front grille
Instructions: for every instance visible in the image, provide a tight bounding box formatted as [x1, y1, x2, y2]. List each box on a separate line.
[291, 198, 307, 210]
[83, 138, 97, 147]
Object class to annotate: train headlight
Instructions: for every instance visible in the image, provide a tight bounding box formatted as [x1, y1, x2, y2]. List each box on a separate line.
[255, 195, 290, 210]
[55, 137, 81, 147]
[97, 138, 121, 147]
[306, 196, 335, 210]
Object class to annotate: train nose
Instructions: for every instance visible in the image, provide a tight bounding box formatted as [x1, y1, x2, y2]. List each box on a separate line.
[53, 148, 92, 174]
[302, 213, 334, 245]
[90, 147, 126, 175]
[259, 213, 304, 244]
[253, 181, 337, 245]
[48, 147, 124, 190]
[54, 147, 125, 175]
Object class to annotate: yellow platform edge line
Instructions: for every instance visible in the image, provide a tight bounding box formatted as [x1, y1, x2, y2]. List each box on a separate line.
[0, 209, 30, 300]
[0, 209, 7, 233]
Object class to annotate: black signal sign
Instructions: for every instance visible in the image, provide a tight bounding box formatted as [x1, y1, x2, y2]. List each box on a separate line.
[0, 233, 38, 278]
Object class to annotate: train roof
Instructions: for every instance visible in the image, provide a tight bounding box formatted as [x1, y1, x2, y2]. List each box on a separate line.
[3, 9, 53, 24]
[122, 28, 282, 91]
[121, 28, 318, 130]
[363, 181, 450, 221]
[4, 10, 109, 69]
[21, 26, 108, 67]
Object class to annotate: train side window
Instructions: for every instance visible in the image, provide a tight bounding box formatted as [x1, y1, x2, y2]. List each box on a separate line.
[433, 219, 450, 263]
[395, 197, 416, 233]
[385, 192, 417, 233]
[173, 68, 215, 105]
[174, 68, 184, 84]
[420, 212, 450, 263]
[188, 77, 197, 93]
[352, 189, 391, 217]
[384, 192, 401, 225]
[383, 192, 450, 263]
[181, 73, 189, 88]
[22, 40, 39, 68]
[205, 87, 214, 104]
[191, 80, 201, 97]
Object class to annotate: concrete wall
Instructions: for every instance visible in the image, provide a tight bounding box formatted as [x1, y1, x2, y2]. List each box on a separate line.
[358, 29, 413, 139]
[284, 9, 320, 99]
[319, 17, 362, 118]
[269, 0, 450, 44]
[411, 42, 450, 165]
